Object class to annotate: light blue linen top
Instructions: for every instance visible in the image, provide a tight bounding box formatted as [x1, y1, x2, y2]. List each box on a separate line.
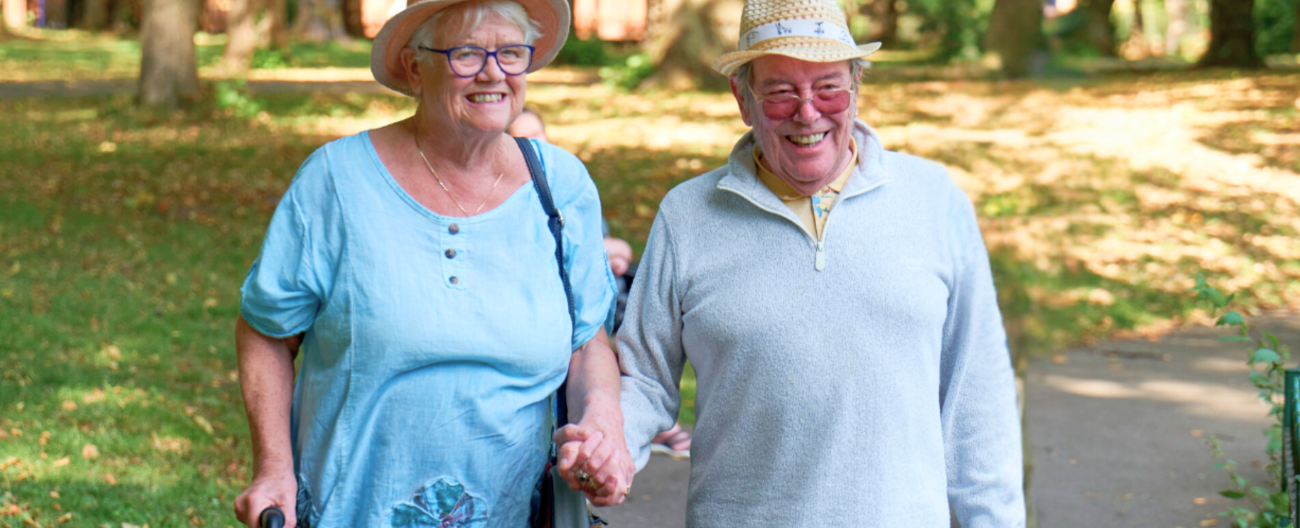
[239, 132, 617, 527]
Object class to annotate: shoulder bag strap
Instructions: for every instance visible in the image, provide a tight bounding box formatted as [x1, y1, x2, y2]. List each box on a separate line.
[515, 136, 576, 427]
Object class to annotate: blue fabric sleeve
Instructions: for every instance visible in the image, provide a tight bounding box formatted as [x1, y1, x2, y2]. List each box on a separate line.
[239, 149, 333, 339]
[537, 140, 618, 351]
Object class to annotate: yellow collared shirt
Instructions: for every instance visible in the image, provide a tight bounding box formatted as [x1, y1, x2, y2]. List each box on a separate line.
[753, 142, 857, 240]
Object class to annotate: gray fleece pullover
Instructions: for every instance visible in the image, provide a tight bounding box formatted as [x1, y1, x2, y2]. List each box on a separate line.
[615, 120, 1025, 527]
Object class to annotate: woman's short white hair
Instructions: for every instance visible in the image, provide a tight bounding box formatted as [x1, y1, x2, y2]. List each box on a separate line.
[409, 0, 543, 59]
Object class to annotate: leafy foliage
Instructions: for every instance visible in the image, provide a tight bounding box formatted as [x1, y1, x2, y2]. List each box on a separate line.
[1193, 276, 1294, 528]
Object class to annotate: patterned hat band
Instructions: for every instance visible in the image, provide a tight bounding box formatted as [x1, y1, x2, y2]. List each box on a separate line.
[740, 20, 855, 51]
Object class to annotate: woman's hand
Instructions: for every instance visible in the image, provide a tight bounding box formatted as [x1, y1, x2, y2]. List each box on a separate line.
[557, 329, 634, 506]
[234, 468, 298, 527]
[554, 423, 635, 506]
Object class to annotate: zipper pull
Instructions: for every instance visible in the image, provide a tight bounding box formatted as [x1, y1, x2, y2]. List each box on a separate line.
[814, 241, 825, 271]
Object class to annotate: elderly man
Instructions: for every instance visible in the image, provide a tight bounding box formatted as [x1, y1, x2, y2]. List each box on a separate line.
[613, 0, 1025, 525]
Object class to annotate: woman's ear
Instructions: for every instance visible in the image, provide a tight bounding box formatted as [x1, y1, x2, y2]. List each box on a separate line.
[400, 47, 423, 96]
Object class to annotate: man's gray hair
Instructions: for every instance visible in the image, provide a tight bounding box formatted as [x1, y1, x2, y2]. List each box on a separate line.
[409, 0, 543, 60]
[733, 58, 868, 107]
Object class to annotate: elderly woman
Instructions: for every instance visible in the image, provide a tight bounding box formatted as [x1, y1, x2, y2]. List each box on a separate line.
[230, 0, 634, 525]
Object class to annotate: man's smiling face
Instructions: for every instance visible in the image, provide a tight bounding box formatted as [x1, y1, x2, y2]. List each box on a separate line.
[733, 55, 858, 196]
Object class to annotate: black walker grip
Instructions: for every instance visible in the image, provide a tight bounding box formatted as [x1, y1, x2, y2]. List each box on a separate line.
[258, 506, 285, 528]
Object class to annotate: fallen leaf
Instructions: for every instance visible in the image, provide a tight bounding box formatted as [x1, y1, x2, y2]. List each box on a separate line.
[81, 444, 99, 460]
[57, 512, 72, 522]
[1051, 354, 1067, 364]
[51, 457, 70, 468]
[104, 473, 116, 485]
[203, 298, 218, 308]
[39, 452, 47, 459]
[1193, 497, 1206, 505]
[1191, 430, 1203, 437]
[84, 389, 106, 404]
[0, 429, 8, 440]
[1200, 520, 1218, 527]
[190, 414, 214, 436]
[61, 400, 77, 411]
[50, 490, 59, 499]
[102, 345, 122, 360]
[1109, 363, 1124, 371]
[39, 431, 50, 445]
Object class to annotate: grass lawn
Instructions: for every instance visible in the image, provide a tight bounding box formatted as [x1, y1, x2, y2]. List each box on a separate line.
[2, 64, 1300, 525]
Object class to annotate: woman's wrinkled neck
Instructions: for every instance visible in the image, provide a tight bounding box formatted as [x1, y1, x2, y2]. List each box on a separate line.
[409, 105, 509, 172]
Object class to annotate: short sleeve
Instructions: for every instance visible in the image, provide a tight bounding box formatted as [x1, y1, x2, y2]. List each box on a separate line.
[239, 149, 336, 339]
[540, 141, 618, 351]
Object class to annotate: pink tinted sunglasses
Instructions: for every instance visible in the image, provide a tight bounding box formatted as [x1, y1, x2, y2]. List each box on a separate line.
[760, 89, 854, 120]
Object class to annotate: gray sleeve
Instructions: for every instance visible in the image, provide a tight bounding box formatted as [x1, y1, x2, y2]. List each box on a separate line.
[941, 192, 1027, 527]
[614, 210, 686, 471]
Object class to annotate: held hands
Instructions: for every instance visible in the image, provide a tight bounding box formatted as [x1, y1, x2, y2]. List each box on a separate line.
[553, 423, 635, 506]
[234, 469, 298, 528]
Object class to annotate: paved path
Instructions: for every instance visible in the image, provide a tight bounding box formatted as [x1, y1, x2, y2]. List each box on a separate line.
[590, 312, 1299, 528]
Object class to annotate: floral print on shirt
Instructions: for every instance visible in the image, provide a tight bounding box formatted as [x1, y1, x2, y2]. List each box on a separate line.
[391, 477, 488, 527]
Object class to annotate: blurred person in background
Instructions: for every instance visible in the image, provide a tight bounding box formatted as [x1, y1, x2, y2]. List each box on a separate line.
[509, 108, 693, 458]
[231, 0, 634, 525]
[614, 0, 1025, 525]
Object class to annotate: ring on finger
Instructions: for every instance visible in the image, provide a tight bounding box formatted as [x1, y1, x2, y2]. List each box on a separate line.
[576, 470, 600, 492]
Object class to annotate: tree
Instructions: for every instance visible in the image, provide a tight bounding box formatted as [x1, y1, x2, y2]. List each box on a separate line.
[266, 0, 290, 50]
[986, 0, 1042, 78]
[864, 0, 898, 46]
[294, 0, 347, 42]
[642, 0, 741, 90]
[79, 0, 111, 30]
[1197, 0, 1262, 68]
[1079, 0, 1116, 55]
[139, 0, 200, 109]
[220, 0, 258, 72]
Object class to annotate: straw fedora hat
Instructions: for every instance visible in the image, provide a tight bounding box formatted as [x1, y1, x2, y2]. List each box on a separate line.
[712, 0, 881, 77]
[371, 0, 571, 96]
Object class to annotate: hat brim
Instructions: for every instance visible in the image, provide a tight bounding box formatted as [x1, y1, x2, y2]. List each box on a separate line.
[371, 0, 571, 96]
[713, 40, 882, 77]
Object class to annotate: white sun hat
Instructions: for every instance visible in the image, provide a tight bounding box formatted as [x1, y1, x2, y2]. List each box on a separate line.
[712, 0, 882, 77]
[371, 0, 571, 96]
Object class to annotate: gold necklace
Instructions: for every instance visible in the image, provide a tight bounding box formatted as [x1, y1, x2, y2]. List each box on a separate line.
[415, 135, 505, 216]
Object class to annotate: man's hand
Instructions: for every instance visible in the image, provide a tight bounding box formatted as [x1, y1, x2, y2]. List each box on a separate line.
[234, 468, 298, 528]
[554, 423, 635, 506]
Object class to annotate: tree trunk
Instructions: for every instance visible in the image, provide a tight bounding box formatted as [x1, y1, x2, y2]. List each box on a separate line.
[265, 0, 288, 49]
[3, 0, 24, 30]
[643, 0, 741, 91]
[80, 0, 110, 29]
[865, 0, 897, 46]
[986, 0, 1042, 78]
[1197, 0, 1262, 68]
[294, 0, 346, 42]
[139, 0, 199, 110]
[1293, 0, 1300, 53]
[220, 0, 257, 71]
[1079, 0, 1116, 56]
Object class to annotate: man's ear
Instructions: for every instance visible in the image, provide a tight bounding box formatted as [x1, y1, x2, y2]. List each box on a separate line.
[729, 75, 752, 127]
[400, 47, 423, 96]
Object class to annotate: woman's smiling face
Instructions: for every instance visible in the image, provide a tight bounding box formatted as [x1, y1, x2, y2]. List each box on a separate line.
[415, 15, 528, 135]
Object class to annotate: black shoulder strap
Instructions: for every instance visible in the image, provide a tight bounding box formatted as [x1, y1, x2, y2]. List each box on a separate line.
[515, 136, 576, 427]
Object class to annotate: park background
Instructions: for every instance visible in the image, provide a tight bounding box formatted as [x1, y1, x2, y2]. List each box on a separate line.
[1, 0, 1299, 526]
